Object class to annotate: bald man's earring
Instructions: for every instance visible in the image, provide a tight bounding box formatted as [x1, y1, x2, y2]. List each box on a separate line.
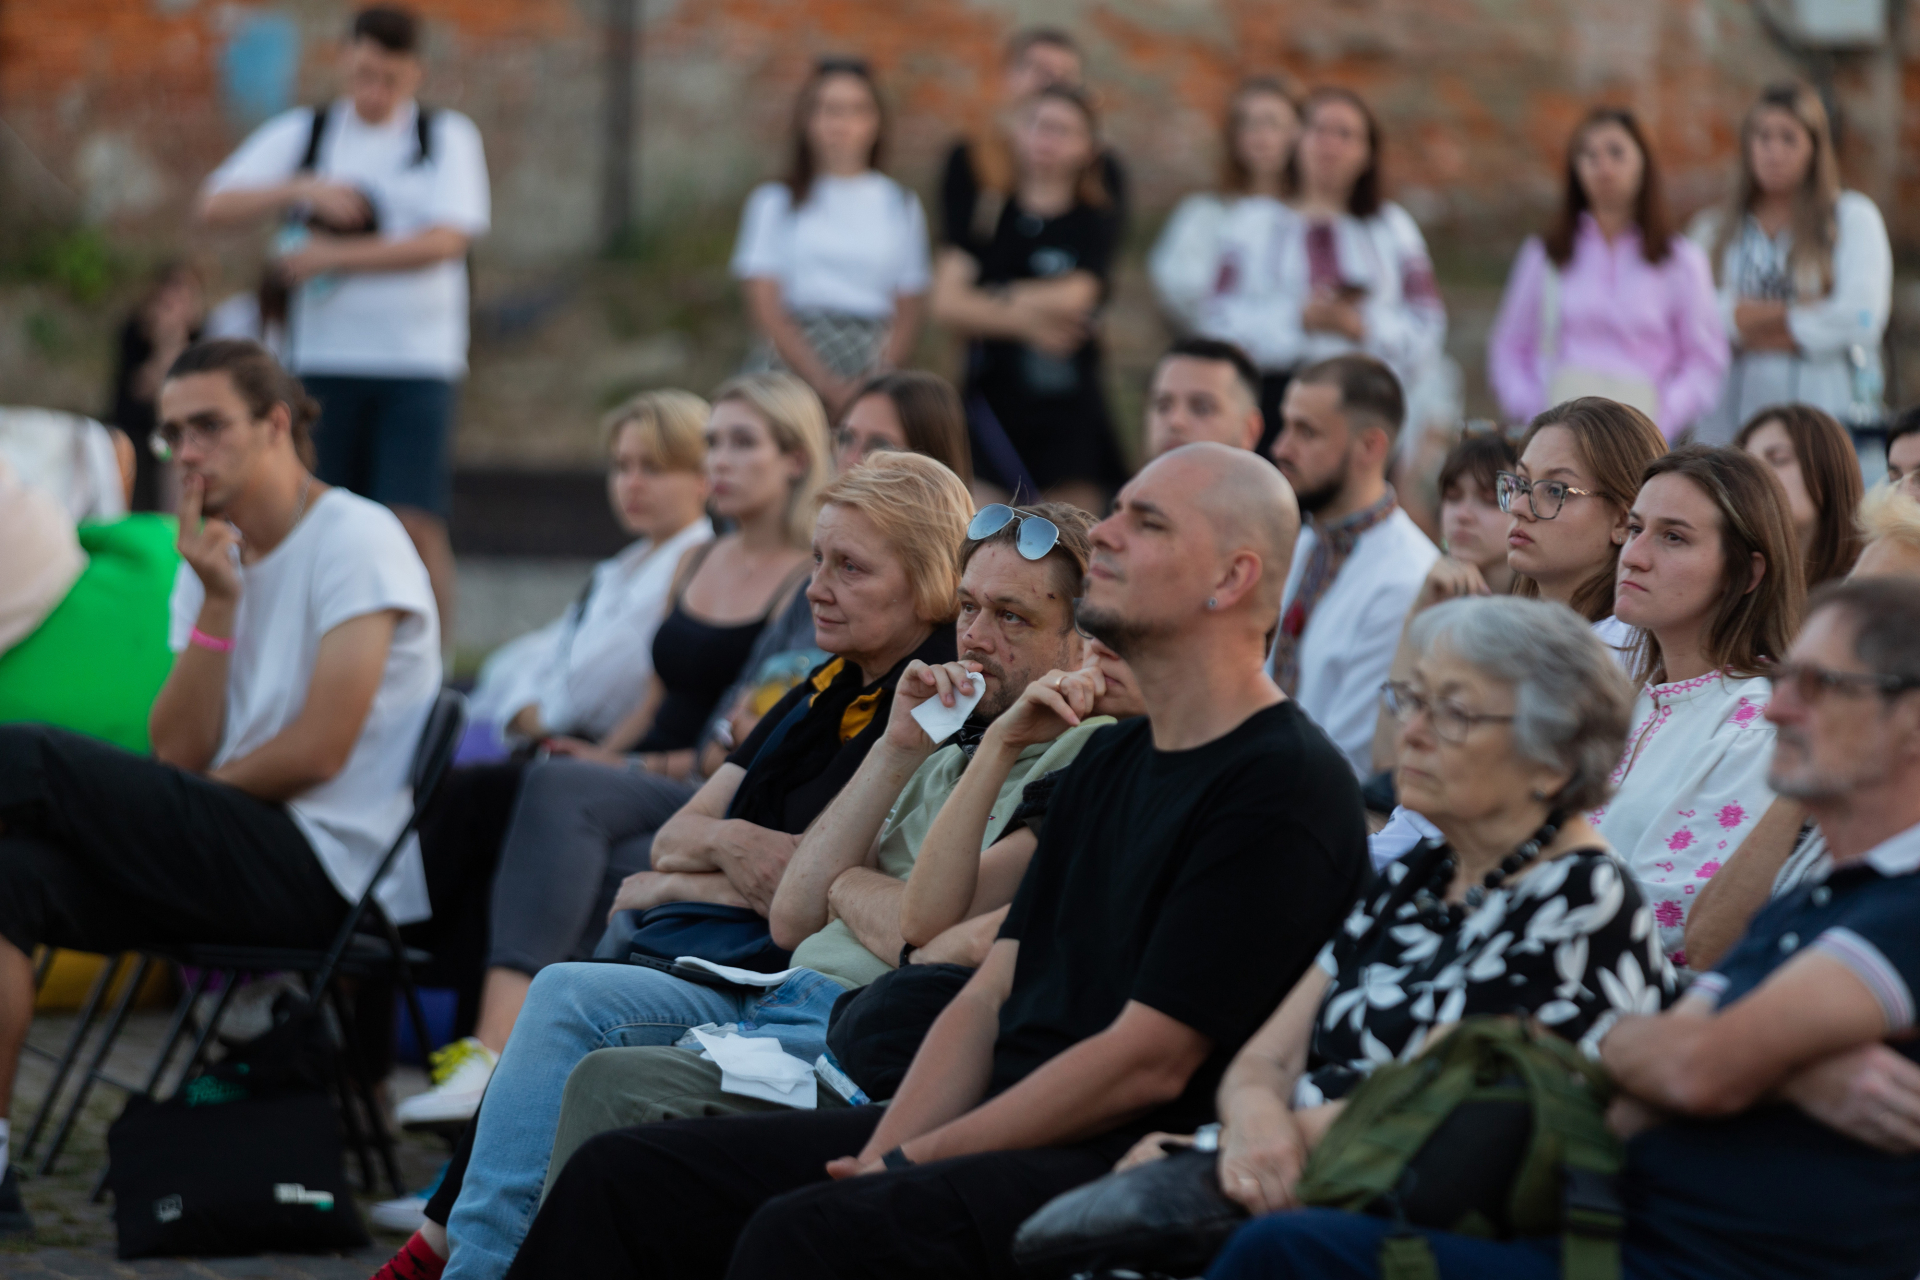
[1207, 597, 1218, 610]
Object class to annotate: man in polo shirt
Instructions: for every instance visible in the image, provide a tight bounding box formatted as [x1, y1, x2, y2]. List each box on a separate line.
[198, 4, 489, 646]
[1266, 354, 1438, 776]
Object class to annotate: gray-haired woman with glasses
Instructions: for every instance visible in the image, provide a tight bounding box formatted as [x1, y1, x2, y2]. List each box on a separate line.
[1114, 595, 1676, 1215]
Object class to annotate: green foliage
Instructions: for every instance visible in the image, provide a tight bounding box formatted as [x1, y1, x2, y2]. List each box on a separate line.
[8, 226, 124, 303]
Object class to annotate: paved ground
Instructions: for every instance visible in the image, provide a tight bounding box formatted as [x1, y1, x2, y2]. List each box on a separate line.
[5, 1006, 449, 1278]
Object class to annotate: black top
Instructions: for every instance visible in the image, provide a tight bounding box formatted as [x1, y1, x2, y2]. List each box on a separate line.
[1301, 843, 1678, 1106]
[1621, 853, 1920, 1280]
[992, 701, 1369, 1156]
[109, 315, 198, 512]
[939, 141, 1127, 494]
[636, 553, 805, 754]
[723, 628, 957, 835]
[939, 140, 1129, 252]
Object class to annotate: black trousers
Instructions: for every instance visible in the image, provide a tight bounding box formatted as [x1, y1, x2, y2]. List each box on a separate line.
[507, 1105, 1113, 1280]
[0, 724, 349, 957]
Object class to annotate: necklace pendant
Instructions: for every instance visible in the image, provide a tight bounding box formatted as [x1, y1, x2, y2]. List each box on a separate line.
[1463, 885, 1486, 910]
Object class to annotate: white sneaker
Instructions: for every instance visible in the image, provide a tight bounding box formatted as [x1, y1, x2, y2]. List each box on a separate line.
[369, 1193, 429, 1234]
[394, 1037, 498, 1130]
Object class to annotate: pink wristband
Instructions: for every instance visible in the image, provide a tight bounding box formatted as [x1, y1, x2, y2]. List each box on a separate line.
[189, 627, 235, 654]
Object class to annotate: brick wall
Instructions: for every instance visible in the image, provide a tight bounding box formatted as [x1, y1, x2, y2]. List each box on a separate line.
[5, 0, 1918, 262]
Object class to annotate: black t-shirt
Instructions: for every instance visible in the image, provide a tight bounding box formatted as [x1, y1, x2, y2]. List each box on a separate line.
[992, 700, 1370, 1154]
[939, 140, 1129, 252]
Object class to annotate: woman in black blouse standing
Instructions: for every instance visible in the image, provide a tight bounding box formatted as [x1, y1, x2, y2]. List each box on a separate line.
[1117, 596, 1677, 1218]
[930, 84, 1125, 513]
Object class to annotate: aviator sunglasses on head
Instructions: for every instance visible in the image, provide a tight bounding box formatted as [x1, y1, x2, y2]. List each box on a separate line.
[967, 504, 1061, 560]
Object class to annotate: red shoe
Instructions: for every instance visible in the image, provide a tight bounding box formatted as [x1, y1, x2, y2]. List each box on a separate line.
[371, 1230, 447, 1280]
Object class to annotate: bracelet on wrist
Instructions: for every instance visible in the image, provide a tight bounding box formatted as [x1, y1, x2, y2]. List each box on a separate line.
[880, 1146, 915, 1172]
[189, 627, 235, 654]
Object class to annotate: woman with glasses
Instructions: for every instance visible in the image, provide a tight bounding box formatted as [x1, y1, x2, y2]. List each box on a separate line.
[1110, 598, 1674, 1223]
[1487, 108, 1726, 440]
[1690, 83, 1892, 444]
[1500, 396, 1669, 664]
[1594, 445, 1806, 971]
[832, 370, 972, 482]
[732, 59, 931, 420]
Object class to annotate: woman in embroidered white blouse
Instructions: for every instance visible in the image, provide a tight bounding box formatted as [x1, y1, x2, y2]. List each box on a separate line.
[1597, 445, 1805, 969]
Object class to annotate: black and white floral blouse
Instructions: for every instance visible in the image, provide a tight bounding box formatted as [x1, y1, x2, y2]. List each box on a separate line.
[1293, 840, 1679, 1108]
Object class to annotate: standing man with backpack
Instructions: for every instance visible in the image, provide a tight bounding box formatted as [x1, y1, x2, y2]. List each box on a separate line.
[198, 5, 489, 645]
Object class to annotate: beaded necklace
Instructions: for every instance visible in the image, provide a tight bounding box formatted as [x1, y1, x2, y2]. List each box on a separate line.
[1408, 813, 1565, 931]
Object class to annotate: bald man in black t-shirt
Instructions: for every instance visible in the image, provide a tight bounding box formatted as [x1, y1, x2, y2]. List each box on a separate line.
[504, 445, 1370, 1280]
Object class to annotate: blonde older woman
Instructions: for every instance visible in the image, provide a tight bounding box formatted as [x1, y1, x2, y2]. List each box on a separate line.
[1118, 597, 1676, 1222]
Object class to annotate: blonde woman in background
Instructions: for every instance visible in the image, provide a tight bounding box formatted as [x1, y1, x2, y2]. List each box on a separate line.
[1690, 82, 1892, 443]
[466, 390, 714, 757]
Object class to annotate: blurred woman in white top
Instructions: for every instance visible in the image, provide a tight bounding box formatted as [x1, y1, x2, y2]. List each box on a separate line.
[1690, 82, 1892, 444]
[732, 58, 930, 420]
[1148, 76, 1300, 449]
[466, 391, 713, 757]
[1153, 85, 1446, 452]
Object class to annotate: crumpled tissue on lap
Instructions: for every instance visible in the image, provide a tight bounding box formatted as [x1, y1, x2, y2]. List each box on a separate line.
[685, 1024, 817, 1109]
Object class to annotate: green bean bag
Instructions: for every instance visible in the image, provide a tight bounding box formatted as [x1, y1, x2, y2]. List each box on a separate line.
[0, 515, 179, 753]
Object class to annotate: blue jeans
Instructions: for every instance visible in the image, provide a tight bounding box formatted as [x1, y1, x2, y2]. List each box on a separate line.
[441, 960, 847, 1280]
[303, 374, 455, 516]
[1208, 1208, 1684, 1280]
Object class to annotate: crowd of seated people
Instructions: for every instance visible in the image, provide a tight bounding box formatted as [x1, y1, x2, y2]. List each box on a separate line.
[6, 11, 1920, 1278]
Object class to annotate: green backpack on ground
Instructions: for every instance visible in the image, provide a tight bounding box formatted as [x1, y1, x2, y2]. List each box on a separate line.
[1295, 1016, 1625, 1280]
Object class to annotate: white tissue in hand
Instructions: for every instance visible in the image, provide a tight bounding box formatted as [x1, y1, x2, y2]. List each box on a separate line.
[909, 676, 984, 744]
[689, 1027, 818, 1109]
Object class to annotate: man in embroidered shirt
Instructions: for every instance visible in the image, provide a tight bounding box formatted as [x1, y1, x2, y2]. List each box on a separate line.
[197, 5, 490, 649]
[1266, 354, 1438, 776]
[0, 339, 439, 1235]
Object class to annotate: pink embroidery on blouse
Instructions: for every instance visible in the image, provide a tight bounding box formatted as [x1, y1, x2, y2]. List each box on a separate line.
[1696, 860, 1722, 878]
[1655, 900, 1685, 928]
[1665, 829, 1695, 852]
[1671, 949, 1689, 968]
[1716, 803, 1746, 829]
[1729, 698, 1760, 728]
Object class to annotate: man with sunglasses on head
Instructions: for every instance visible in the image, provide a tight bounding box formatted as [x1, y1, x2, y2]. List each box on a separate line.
[0, 339, 439, 1236]
[1267, 353, 1438, 777]
[404, 504, 1110, 1280]
[503, 444, 1368, 1280]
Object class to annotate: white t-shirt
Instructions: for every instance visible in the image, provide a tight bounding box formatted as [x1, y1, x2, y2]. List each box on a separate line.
[1271, 508, 1441, 777]
[730, 174, 930, 319]
[168, 489, 442, 924]
[205, 100, 491, 379]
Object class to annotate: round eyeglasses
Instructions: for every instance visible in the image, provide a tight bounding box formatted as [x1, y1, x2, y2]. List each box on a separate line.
[1381, 680, 1516, 744]
[1763, 659, 1920, 705]
[1494, 471, 1604, 521]
[967, 504, 1061, 561]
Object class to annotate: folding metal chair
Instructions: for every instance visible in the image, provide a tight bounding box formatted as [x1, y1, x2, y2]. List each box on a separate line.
[20, 688, 467, 1200]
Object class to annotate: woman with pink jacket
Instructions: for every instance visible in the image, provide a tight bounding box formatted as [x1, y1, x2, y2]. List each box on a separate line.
[1488, 108, 1727, 442]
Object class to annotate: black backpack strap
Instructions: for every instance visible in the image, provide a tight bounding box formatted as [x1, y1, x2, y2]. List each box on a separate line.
[413, 104, 433, 167]
[298, 102, 331, 172]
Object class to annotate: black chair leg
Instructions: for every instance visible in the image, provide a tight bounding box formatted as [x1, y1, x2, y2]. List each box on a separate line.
[38, 955, 151, 1176]
[91, 961, 211, 1203]
[328, 984, 403, 1197]
[169, 971, 241, 1095]
[21, 952, 123, 1162]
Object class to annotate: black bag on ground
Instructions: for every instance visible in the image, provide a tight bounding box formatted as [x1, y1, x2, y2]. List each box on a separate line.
[107, 1007, 369, 1258]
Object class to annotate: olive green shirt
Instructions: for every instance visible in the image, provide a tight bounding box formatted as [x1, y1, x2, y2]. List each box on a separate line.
[788, 719, 1112, 988]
